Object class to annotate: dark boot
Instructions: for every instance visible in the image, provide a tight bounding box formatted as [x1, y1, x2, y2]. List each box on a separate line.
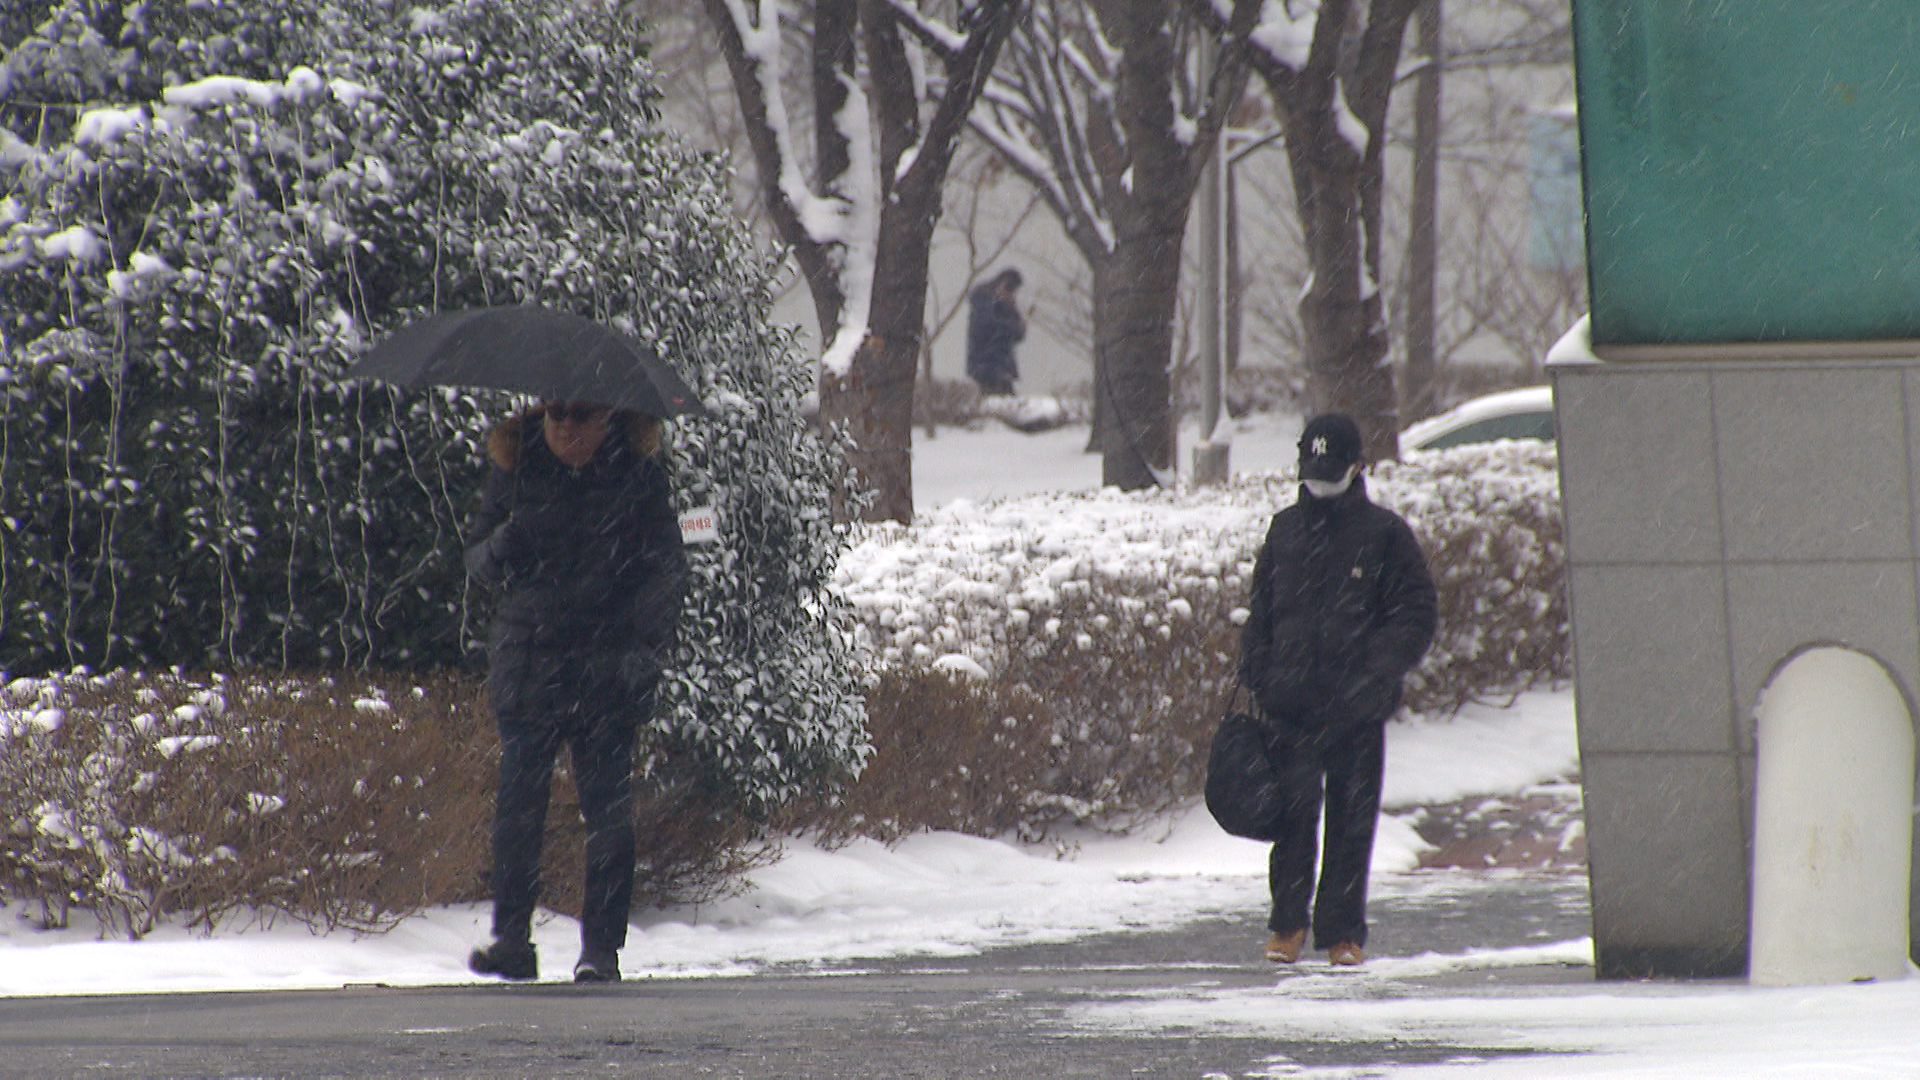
[573, 948, 620, 984]
[469, 938, 538, 981]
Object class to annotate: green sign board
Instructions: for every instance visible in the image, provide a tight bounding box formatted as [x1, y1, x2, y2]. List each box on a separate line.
[1573, 1, 1920, 349]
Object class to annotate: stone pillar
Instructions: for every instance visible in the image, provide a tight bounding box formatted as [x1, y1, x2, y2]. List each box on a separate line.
[1550, 319, 1920, 979]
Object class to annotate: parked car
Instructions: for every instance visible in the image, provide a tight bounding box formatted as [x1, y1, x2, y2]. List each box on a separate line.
[1400, 385, 1554, 452]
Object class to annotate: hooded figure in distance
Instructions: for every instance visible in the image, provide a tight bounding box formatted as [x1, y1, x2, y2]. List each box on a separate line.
[1236, 412, 1436, 967]
[965, 267, 1026, 397]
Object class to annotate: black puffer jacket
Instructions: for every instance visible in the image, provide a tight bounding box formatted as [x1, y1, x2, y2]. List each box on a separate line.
[464, 409, 687, 701]
[1237, 476, 1436, 731]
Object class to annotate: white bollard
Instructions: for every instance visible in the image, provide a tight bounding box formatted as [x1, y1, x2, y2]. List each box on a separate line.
[1749, 647, 1914, 986]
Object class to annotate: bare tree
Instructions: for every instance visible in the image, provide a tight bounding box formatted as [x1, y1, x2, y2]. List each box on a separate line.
[1183, 0, 1420, 461]
[970, 0, 1259, 490]
[1436, 117, 1585, 379]
[1407, 0, 1579, 382]
[1213, 0, 1576, 420]
[705, 0, 1021, 522]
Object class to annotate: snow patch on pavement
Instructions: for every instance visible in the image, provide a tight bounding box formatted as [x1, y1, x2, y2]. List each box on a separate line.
[1069, 957, 1920, 1079]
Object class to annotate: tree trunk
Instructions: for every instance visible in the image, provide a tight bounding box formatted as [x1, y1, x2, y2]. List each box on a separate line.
[1089, 0, 1214, 489]
[1091, 240, 1180, 488]
[1287, 126, 1398, 461]
[975, 0, 1256, 482]
[703, 0, 848, 340]
[1086, 302, 1107, 454]
[819, 339, 916, 524]
[709, 0, 1020, 524]
[820, 202, 931, 523]
[813, 0, 857, 196]
[1226, 165, 1243, 374]
[1259, 0, 1420, 463]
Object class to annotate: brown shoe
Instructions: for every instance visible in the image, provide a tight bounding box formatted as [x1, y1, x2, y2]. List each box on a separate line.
[1264, 929, 1307, 964]
[1328, 942, 1365, 967]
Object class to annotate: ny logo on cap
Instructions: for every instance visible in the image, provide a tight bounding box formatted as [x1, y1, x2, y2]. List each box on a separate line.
[1311, 436, 1328, 456]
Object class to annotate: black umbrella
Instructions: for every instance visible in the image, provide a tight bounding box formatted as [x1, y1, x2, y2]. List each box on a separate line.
[349, 305, 707, 417]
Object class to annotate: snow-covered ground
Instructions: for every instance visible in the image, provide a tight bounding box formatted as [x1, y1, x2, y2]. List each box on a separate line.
[912, 410, 1304, 508]
[1075, 957, 1920, 1079]
[5, 416, 1918, 1077]
[0, 687, 1572, 998]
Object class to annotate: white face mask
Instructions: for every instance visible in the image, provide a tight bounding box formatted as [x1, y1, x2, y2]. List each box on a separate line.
[1301, 464, 1358, 500]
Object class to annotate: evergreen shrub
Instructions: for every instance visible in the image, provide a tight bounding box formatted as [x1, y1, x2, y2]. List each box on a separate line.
[2, 1, 867, 820]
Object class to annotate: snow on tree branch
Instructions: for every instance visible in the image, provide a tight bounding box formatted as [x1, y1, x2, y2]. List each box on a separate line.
[715, 0, 851, 248]
[1334, 74, 1370, 154]
[1247, 0, 1319, 72]
[819, 71, 879, 378]
[884, 0, 968, 63]
[968, 94, 1087, 242]
[1058, 39, 1112, 100]
[970, 2, 1123, 256]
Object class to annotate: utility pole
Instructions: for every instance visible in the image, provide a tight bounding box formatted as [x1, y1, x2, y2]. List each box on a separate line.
[1192, 33, 1230, 486]
[1402, 0, 1443, 422]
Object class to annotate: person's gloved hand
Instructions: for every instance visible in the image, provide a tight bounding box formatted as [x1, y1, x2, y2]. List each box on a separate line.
[487, 513, 536, 575]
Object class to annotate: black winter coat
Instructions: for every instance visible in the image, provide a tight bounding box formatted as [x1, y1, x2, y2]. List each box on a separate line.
[1237, 476, 1436, 731]
[465, 411, 688, 707]
[965, 285, 1024, 385]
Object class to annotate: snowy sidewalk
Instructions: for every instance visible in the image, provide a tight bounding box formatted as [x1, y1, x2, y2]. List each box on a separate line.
[0, 690, 1578, 997]
[5, 688, 1919, 1076]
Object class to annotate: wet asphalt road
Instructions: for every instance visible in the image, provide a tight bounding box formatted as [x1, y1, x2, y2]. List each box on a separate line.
[0, 873, 1592, 1079]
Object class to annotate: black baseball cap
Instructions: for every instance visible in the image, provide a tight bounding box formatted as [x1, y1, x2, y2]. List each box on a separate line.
[1298, 413, 1363, 481]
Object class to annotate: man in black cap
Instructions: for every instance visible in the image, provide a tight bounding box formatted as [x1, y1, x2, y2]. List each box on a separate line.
[1237, 413, 1436, 966]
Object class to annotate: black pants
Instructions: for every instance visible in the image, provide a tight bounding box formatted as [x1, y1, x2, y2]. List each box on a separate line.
[489, 651, 648, 955]
[1264, 719, 1386, 949]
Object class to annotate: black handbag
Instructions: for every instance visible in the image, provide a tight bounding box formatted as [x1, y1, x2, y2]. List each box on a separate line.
[1204, 686, 1288, 841]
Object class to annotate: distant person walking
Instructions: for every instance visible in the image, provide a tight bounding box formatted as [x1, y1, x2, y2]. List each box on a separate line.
[966, 268, 1026, 397]
[1237, 413, 1436, 967]
[464, 400, 687, 984]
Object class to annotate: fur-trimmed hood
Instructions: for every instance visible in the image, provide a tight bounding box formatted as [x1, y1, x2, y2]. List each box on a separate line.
[485, 407, 664, 472]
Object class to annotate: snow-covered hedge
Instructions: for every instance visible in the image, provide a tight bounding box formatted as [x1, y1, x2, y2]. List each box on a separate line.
[0, 668, 778, 935]
[0, 669, 493, 935]
[1388, 443, 1569, 709]
[1, 1, 865, 813]
[841, 442, 1568, 718]
[0, 448, 1567, 930]
[830, 442, 1567, 835]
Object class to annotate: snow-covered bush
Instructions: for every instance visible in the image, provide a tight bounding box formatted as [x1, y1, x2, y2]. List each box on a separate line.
[1382, 443, 1569, 710]
[0, 669, 496, 935]
[836, 443, 1567, 832]
[0, 668, 781, 934]
[1, 1, 864, 814]
[841, 442, 1565, 711]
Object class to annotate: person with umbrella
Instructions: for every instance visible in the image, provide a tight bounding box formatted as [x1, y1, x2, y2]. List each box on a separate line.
[350, 305, 704, 982]
[462, 396, 688, 983]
